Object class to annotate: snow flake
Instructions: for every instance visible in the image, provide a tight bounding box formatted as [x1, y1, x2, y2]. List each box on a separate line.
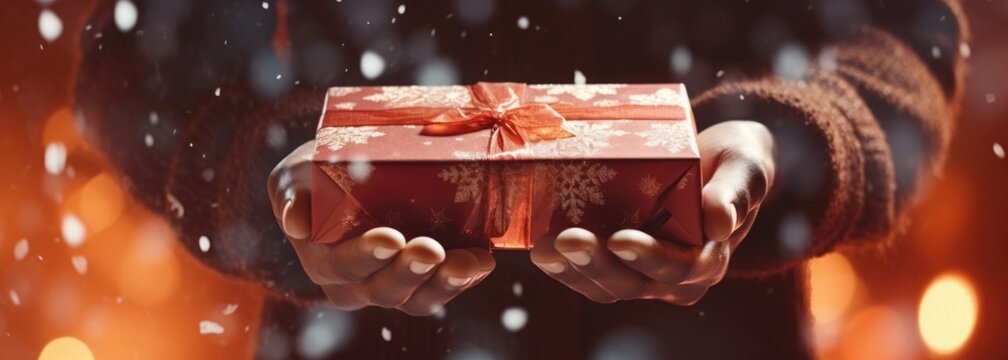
[397, 4, 406, 14]
[62, 214, 86, 247]
[532, 84, 624, 101]
[144, 134, 154, 147]
[339, 209, 360, 230]
[628, 88, 683, 106]
[222, 303, 239, 315]
[638, 175, 662, 198]
[39, 10, 63, 42]
[44, 142, 67, 175]
[501, 307, 528, 332]
[214, 87, 221, 96]
[986, 94, 997, 104]
[166, 193, 185, 218]
[261, 1, 269, 10]
[9, 290, 20, 306]
[360, 51, 386, 79]
[363, 86, 471, 107]
[198, 235, 211, 252]
[636, 122, 693, 153]
[438, 163, 485, 203]
[114, 0, 138, 32]
[512, 282, 523, 297]
[994, 143, 1005, 159]
[14, 239, 28, 261]
[574, 70, 587, 85]
[381, 326, 392, 342]
[71, 255, 88, 275]
[199, 320, 225, 334]
[550, 161, 617, 224]
[516, 16, 529, 30]
[316, 126, 385, 152]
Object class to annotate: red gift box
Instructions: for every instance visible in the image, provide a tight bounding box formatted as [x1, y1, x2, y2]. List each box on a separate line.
[311, 82, 702, 250]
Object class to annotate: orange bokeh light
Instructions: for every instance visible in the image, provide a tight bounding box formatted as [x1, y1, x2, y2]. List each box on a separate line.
[918, 273, 978, 355]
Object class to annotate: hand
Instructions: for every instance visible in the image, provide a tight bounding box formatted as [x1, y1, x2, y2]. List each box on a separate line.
[530, 120, 775, 305]
[268, 141, 495, 316]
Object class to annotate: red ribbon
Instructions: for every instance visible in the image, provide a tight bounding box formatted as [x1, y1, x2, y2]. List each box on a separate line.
[322, 82, 683, 153]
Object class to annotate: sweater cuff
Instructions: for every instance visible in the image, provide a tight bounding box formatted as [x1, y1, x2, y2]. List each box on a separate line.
[692, 79, 866, 275]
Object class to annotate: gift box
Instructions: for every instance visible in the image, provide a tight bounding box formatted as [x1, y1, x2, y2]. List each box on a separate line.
[311, 82, 702, 250]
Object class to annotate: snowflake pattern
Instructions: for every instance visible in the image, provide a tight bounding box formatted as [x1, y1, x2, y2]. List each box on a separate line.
[531, 84, 626, 101]
[628, 87, 683, 106]
[592, 99, 621, 107]
[429, 208, 449, 231]
[549, 161, 617, 224]
[438, 163, 485, 203]
[638, 175, 663, 198]
[363, 86, 472, 108]
[339, 209, 359, 230]
[320, 164, 356, 191]
[635, 122, 692, 154]
[621, 210, 642, 229]
[328, 87, 362, 98]
[533, 95, 560, 103]
[531, 122, 629, 157]
[316, 126, 385, 152]
[676, 170, 695, 191]
[331, 102, 356, 110]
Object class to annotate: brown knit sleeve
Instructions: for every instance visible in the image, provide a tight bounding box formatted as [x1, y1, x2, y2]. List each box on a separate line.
[693, 0, 967, 275]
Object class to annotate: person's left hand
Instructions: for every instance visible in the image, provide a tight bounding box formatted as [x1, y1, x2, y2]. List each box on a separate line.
[530, 120, 775, 305]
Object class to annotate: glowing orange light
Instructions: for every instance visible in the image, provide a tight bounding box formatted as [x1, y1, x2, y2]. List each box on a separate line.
[39, 336, 94, 360]
[116, 220, 181, 306]
[840, 306, 915, 360]
[809, 253, 859, 324]
[918, 273, 978, 355]
[77, 173, 125, 233]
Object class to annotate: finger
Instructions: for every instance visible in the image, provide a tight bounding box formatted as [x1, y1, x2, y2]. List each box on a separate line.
[553, 228, 649, 300]
[606, 229, 696, 284]
[398, 248, 494, 316]
[680, 240, 731, 287]
[701, 151, 769, 242]
[320, 283, 368, 311]
[302, 227, 406, 285]
[530, 235, 618, 303]
[268, 141, 316, 225]
[363, 237, 446, 307]
[280, 189, 311, 240]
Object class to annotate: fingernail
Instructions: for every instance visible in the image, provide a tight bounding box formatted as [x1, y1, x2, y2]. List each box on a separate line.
[613, 249, 639, 261]
[409, 261, 436, 274]
[447, 276, 471, 287]
[281, 199, 295, 231]
[728, 203, 738, 231]
[561, 250, 592, 266]
[539, 261, 566, 273]
[372, 246, 397, 260]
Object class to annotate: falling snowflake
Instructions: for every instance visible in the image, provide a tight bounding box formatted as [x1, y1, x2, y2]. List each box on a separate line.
[363, 86, 471, 107]
[166, 193, 185, 218]
[994, 142, 1005, 159]
[316, 126, 385, 152]
[13, 239, 28, 261]
[512, 282, 523, 297]
[61, 214, 86, 247]
[621, 210, 642, 228]
[628, 87, 683, 106]
[501, 306, 528, 332]
[9, 290, 20, 306]
[199, 320, 225, 335]
[638, 175, 662, 198]
[636, 122, 692, 154]
[532, 122, 628, 157]
[428, 208, 449, 231]
[438, 163, 485, 203]
[531, 84, 625, 101]
[198, 235, 211, 252]
[70, 255, 88, 275]
[550, 161, 617, 224]
[381, 326, 392, 342]
[222, 303, 239, 315]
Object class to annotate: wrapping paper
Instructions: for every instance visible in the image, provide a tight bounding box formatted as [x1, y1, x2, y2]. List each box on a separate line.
[311, 82, 702, 250]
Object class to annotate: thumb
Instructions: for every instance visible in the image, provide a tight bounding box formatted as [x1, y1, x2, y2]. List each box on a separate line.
[281, 189, 311, 240]
[701, 151, 769, 242]
[702, 179, 739, 243]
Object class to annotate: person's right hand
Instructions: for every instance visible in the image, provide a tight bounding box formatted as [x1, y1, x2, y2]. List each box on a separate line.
[268, 141, 496, 316]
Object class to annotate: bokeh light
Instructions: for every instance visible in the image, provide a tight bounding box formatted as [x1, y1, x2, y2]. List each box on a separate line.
[918, 274, 978, 355]
[809, 253, 859, 324]
[39, 337, 94, 360]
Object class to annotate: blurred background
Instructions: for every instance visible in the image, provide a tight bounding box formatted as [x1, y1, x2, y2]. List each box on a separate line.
[1, 0, 1006, 359]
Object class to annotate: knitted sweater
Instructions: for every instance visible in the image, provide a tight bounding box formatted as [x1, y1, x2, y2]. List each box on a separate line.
[76, 0, 966, 358]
